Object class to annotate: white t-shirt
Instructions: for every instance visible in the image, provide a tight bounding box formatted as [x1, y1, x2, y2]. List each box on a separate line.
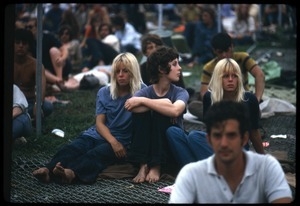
[102, 34, 120, 53]
[73, 65, 112, 86]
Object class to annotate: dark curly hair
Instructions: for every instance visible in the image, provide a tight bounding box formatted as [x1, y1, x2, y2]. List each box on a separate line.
[147, 46, 179, 84]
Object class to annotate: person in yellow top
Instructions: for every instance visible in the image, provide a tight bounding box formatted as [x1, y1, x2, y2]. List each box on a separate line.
[188, 32, 265, 120]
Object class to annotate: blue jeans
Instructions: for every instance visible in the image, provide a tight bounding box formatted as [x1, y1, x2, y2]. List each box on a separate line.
[166, 126, 213, 168]
[27, 99, 54, 119]
[45, 135, 129, 184]
[12, 113, 33, 140]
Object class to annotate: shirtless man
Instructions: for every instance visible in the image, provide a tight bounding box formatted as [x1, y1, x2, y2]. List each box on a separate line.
[14, 28, 53, 120]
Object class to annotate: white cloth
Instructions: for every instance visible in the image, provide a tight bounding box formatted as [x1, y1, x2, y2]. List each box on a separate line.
[115, 22, 141, 51]
[229, 16, 256, 36]
[102, 34, 120, 52]
[73, 65, 111, 86]
[260, 97, 296, 118]
[13, 84, 28, 111]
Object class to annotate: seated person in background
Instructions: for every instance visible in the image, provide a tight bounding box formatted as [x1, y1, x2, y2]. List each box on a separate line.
[169, 100, 293, 203]
[58, 24, 82, 72]
[26, 17, 72, 92]
[227, 4, 256, 46]
[80, 17, 119, 72]
[32, 52, 146, 185]
[14, 28, 53, 121]
[99, 23, 120, 53]
[188, 32, 265, 120]
[125, 46, 189, 183]
[111, 15, 142, 56]
[140, 33, 186, 89]
[187, 6, 219, 68]
[13, 84, 33, 142]
[167, 58, 264, 169]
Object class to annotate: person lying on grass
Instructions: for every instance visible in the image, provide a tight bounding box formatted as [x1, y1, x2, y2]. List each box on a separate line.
[32, 52, 146, 184]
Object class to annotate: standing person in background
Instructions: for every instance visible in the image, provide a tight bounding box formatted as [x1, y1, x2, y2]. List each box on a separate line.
[13, 84, 33, 142]
[111, 15, 142, 56]
[14, 28, 53, 122]
[227, 4, 256, 46]
[32, 52, 146, 185]
[125, 46, 189, 183]
[167, 58, 264, 170]
[188, 32, 265, 120]
[169, 101, 292, 203]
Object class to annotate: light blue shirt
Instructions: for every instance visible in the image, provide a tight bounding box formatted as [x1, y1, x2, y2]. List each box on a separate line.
[115, 22, 141, 51]
[83, 84, 146, 141]
[169, 150, 292, 203]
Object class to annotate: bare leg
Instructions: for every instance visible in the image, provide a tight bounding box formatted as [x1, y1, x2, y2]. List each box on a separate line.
[145, 165, 161, 183]
[53, 162, 75, 184]
[132, 164, 149, 183]
[32, 167, 50, 183]
[45, 70, 62, 84]
[49, 47, 64, 81]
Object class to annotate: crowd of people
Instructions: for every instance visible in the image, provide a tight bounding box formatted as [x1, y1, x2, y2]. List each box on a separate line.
[12, 3, 294, 203]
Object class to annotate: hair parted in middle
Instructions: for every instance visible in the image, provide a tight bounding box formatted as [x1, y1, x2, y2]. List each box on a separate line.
[208, 58, 245, 104]
[110, 52, 143, 100]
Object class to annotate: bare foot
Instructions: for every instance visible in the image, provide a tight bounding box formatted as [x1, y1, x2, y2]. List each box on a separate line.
[145, 165, 161, 183]
[53, 162, 75, 184]
[132, 164, 149, 183]
[32, 167, 50, 183]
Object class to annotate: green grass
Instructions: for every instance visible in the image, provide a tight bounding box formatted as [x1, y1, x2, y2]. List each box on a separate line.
[12, 89, 98, 158]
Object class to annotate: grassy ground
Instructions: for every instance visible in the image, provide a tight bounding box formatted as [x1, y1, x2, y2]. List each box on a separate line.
[12, 27, 296, 158]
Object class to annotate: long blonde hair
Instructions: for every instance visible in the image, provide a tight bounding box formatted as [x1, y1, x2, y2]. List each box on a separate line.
[208, 58, 245, 104]
[110, 52, 143, 99]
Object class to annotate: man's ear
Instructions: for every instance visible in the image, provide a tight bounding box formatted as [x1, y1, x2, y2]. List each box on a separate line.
[242, 131, 249, 147]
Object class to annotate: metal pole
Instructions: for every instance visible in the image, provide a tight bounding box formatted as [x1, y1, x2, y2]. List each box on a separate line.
[158, 4, 163, 31]
[258, 4, 262, 32]
[217, 4, 222, 32]
[278, 4, 282, 28]
[35, 4, 43, 136]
